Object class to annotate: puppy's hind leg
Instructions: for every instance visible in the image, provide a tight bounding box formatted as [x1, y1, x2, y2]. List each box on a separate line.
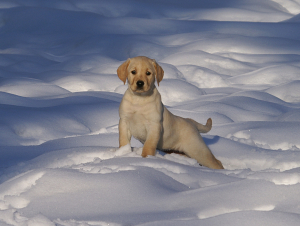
[183, 134, 224, 169]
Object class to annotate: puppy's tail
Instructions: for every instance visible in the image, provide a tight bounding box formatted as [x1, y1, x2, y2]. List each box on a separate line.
[187, 118, 212, 133]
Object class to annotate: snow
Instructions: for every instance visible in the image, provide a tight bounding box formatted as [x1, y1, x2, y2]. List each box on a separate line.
[1, 0, 300, 225]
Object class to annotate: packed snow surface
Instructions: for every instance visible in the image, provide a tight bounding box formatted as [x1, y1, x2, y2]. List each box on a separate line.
[1, 0, 300, 225]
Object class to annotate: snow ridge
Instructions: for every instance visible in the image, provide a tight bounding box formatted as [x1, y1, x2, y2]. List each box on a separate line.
[1, 0, 300, 225]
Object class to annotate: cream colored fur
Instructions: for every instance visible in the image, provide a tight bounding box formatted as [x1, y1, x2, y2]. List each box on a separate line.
[117, 56, 223, 169]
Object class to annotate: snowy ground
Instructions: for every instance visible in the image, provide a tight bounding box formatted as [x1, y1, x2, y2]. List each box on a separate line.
[1, 0, 300, 225]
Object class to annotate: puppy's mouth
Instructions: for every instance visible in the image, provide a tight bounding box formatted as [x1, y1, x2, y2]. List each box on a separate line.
[131, 86, 148, 93]
[135, 87, 145, 92]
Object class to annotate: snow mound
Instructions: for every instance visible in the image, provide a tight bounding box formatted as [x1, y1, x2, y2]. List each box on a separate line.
[157, 79, 206, 105]
[0, 78, 70, 97]
[266, 80, 300, 102]
[229, 65, 300, 86]
[1, 0, 300, 225]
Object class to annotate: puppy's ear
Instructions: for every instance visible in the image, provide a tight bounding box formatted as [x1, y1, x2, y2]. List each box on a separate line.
[152, 59, 164, 86]
[117, 58, 130, 84]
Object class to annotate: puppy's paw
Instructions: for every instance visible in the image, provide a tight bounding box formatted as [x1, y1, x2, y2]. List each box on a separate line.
[141, 147, 156, 157]
[141, 152, 148, 158]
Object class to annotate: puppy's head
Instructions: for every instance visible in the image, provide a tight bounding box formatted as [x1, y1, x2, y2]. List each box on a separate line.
[117, 56, 164, 94]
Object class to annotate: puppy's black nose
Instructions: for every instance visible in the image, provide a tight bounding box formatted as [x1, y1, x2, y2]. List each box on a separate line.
[136, 80, 144, 88]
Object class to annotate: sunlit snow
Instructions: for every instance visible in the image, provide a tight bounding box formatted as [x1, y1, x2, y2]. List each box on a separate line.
[1, 0, 300, 225]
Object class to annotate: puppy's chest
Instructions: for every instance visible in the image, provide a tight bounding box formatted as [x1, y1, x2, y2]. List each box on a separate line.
[120, 93, 163, 142]
[127, 110, 152, 142]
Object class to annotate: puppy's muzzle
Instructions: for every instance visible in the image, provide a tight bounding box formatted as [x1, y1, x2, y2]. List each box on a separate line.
[136, 80, 144, 89]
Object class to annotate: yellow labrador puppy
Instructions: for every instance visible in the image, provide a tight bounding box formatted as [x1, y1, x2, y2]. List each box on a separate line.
[117, 56, 224, 169]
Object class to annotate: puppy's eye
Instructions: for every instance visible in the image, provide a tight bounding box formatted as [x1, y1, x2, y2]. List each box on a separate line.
[131, 70, 136, 75]
[146, 71, 151, 76]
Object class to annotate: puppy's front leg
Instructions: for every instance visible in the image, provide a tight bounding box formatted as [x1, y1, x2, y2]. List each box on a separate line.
[119, 118, 131, 148]
[142, 123, 162, 157]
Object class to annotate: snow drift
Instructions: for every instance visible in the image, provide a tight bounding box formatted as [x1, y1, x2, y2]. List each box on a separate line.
[1, 0, 300, 225]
